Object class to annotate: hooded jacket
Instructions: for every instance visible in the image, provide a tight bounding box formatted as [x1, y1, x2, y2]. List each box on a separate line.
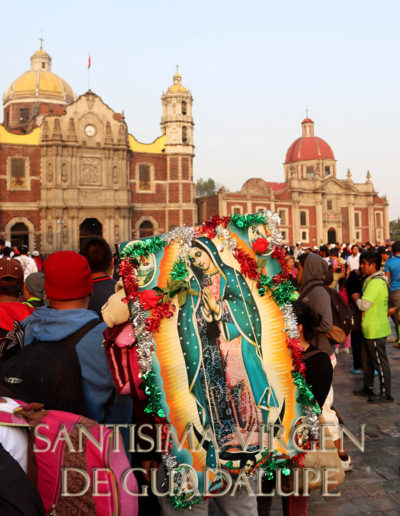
[21, 306, 132, 424]
[300, 253, 333, 356]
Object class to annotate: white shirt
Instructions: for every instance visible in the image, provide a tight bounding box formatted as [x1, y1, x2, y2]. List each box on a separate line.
[15, 255, 38, 280]
[0, 397, 28, 472]
[347, 253, 360, 272]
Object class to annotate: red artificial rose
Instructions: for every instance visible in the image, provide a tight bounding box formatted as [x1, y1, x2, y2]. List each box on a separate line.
[139, 290, 162, 310]
[252, 237, 269, 254]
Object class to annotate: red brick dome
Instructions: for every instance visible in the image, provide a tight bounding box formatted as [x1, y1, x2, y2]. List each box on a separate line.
[285, 118, 335, 164]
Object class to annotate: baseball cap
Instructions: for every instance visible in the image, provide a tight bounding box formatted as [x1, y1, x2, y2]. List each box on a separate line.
[0, 257, 24, 287]
[44, 251, 93, 300]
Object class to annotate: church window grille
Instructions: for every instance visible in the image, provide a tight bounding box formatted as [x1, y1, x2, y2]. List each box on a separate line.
[182, 126, 187, 143]
[181, 101, 187, 115]
[278, 209, 287, 225]
[376, 229, 383, 242]
[306, 166, 315, 179]
[300, 210, 307, 226]
[325, 166, 331, 176]
[232, 206, 243, 215]
[9, 158, 28, 189]
[355, 230, 361, 241]
[301, 229, 309, 242]
[19, 108, 29, 123]
[354, 212, 361, 227]
[138, 164, 151, 191]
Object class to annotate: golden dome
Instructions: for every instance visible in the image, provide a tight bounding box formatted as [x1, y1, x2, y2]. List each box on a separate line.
[3, 48, 74, 106]
[167, 69, 188, 94]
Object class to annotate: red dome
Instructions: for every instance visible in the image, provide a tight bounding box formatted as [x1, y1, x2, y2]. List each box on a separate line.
[285, 135, 335, 163]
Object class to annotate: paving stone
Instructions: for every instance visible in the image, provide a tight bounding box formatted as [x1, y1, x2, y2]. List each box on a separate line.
[376, 467, 400, 480]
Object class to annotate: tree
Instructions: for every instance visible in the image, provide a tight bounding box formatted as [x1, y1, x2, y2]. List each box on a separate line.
[390, 218, 400, 241]
[195, 178, 224, 197]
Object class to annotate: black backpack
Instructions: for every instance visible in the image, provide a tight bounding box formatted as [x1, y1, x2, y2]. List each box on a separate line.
[300, 284, 354, 344]
[0, 319, 101, 415]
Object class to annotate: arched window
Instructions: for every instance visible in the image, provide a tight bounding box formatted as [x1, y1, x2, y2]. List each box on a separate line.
[139, 220, 154, 238]
[182, 126, 187, 144]
[181, 101, 187, 115]
[325, 165, 331, 176]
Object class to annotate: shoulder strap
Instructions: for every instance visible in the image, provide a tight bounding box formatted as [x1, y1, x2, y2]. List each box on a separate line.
[299, 283, 324, 301]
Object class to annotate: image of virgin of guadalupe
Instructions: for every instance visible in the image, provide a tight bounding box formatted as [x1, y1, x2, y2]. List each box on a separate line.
[178, 237, 282, 468]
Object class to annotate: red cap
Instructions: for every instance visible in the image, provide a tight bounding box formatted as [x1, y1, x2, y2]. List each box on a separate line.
[44, 251, 93, 300]
[0, 257, 24, 287]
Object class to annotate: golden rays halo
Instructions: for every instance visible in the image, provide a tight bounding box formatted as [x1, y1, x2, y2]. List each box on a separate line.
[152, 232, 296, 470]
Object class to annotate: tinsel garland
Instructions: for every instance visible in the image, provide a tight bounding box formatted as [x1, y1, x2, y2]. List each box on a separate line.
[118, 213, 322, 509]
[169, 257, 190, 281]
[230, 212, 267, 228]
[120, 235, 168, 260]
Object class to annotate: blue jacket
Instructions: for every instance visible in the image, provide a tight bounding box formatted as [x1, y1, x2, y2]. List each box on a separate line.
[22, 307, 132, 424]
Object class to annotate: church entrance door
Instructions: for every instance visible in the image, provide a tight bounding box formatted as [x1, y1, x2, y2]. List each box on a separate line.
[10, 222, 29, 248]
[79, 218, 102, 250]
[327, 228, 336, 244]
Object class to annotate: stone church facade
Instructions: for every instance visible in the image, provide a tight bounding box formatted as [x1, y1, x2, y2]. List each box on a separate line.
[198, 118, 389, 245]
[0, 46, 196, 253]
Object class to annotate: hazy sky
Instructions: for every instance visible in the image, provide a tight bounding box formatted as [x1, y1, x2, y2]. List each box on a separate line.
[2, 0, 399, 218]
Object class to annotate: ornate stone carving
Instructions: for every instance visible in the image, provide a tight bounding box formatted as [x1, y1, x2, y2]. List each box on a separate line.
[112, 165, 119, 184]
[86, 94, 95, 110]
[47, 225, 53, 244]
[47, 162, 53, 182]
[52, 119, 62, 142]
[61, 163, 68, 183]
[80, 158, 101, 185]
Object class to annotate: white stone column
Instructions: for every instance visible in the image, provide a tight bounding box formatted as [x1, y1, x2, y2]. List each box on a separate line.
[316, 193, 323, 244]
[368, 204, 374, 242]
[348, 202, 355, 243]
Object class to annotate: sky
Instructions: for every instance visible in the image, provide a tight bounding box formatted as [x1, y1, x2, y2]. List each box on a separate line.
[1, 0, 399, 219]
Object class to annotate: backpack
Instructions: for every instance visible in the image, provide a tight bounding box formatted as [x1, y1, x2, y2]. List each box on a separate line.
[102, 322, 146, 400]
[0, 443, 45, 515]
[300, 284, 354, 344]
[0, 402, 138, 516]
[0, 319, 101, 415]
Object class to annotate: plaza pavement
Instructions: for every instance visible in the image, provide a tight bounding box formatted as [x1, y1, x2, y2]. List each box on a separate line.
[211, 339, 400, 515]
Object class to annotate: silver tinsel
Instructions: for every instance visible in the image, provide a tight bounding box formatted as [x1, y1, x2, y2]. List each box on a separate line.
[281, 303, 299, 339]
[303, 406, 320, 440]
[259, 209, 283, 247]
[129, 299, 155, 375]
[163, 225, 196, 258]
[215, 225, 237, 253]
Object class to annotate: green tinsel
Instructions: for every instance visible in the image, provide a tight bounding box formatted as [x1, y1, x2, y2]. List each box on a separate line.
[167, 493, 203, 510]
[230, 213, 267, 229]
[259, 452, 293, 480]
[257, 275, 295, 306]
[170, 258, 190, 281]
[143, 371, 164, 416]
[292, 371, 321, 414]
[120, 235, 168, 259]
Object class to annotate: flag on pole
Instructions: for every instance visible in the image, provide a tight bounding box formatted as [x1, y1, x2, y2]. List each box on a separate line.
[88, 54, 91, 69]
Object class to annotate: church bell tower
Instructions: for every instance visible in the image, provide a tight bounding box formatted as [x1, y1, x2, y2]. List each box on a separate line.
[160, 68, 196, 228]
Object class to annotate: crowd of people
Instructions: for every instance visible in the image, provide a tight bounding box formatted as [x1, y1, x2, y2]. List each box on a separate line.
[0, 234, 397, 516]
